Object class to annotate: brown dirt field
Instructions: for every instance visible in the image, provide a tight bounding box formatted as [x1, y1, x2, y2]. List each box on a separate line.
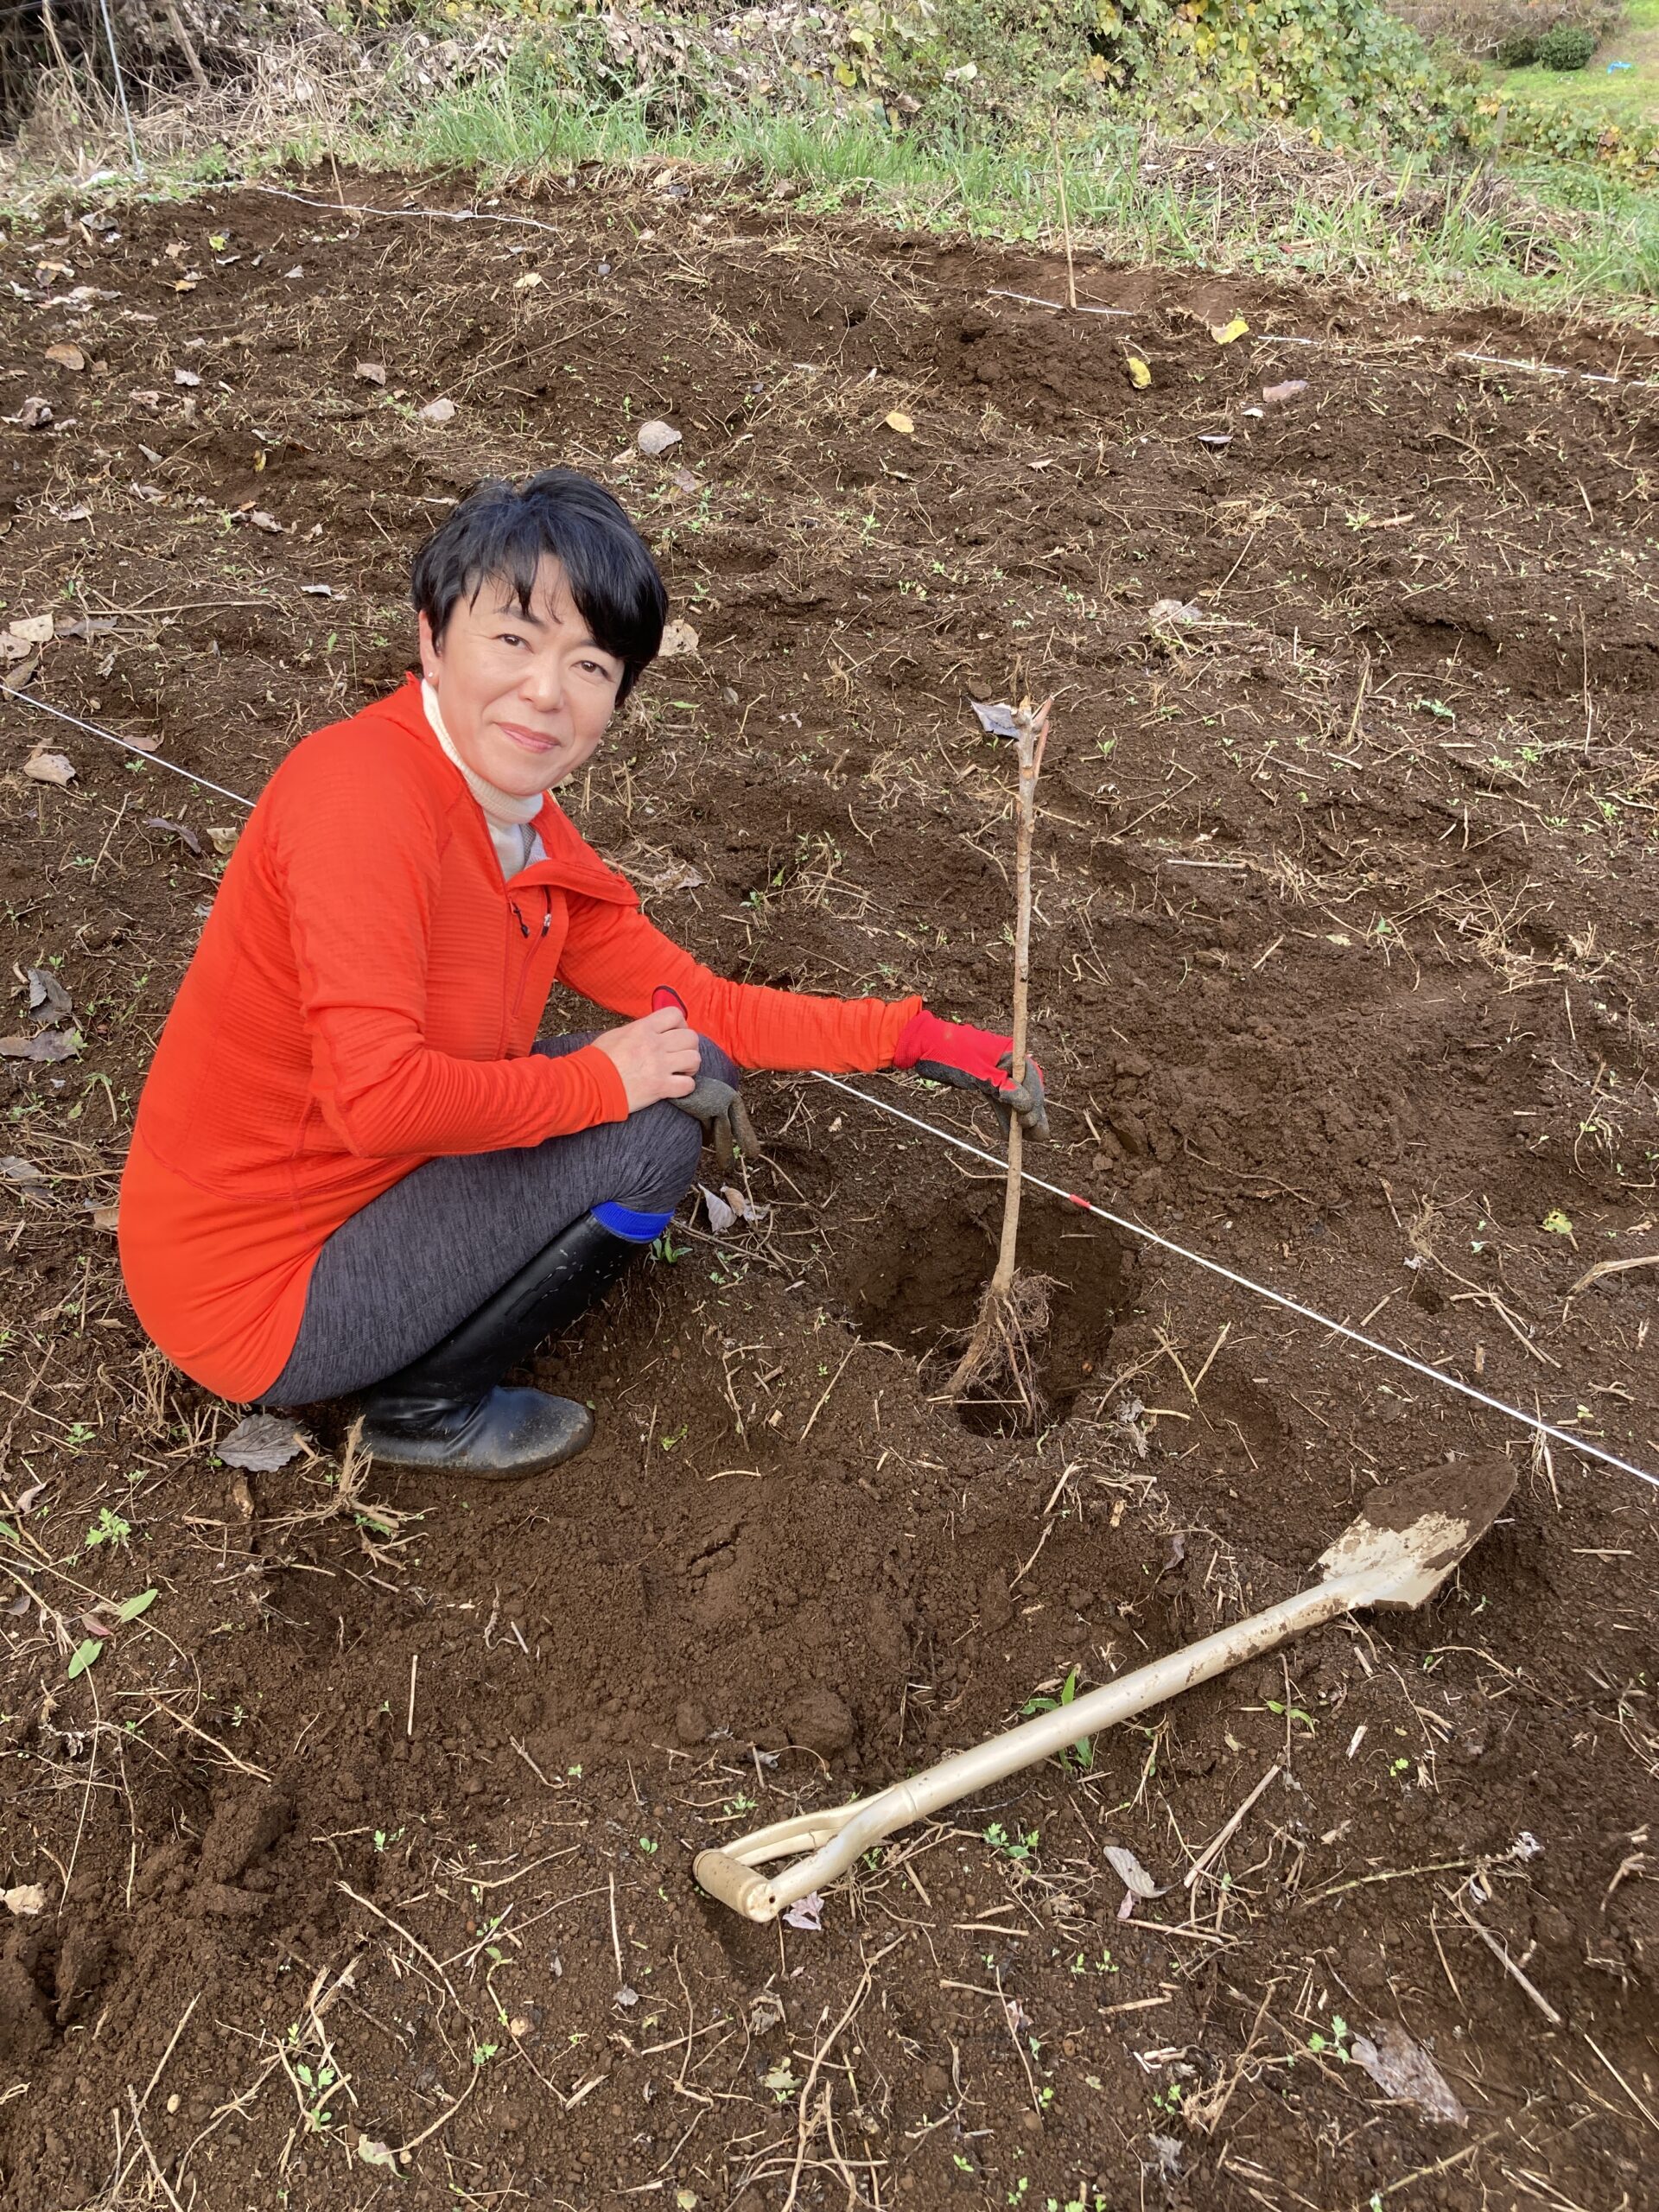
[2, 167, 1657, 2212]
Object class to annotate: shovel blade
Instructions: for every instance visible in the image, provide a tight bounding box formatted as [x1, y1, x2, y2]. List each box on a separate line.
[1319, 1454, 1516, 1609]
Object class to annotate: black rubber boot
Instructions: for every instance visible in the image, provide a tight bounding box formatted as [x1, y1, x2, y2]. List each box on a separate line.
[357, 1211, 645, 1478]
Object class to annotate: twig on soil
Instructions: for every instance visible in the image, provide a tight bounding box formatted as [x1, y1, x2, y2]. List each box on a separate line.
[125, 2085, 186, 2212]
[1184, 1763, 1281, 1891]
[337, 1881, 458, 2005]
[781, 1938, 901, 2212]
[947, 697, 1051, 1418]
[608, 1871, 625, 1984]
[1452, 1890, 1562, 2024]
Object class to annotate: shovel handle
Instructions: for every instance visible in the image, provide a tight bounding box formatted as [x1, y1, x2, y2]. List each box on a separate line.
[696, 1567, 1388, 1922]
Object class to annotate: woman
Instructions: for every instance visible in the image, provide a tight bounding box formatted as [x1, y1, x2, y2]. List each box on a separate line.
[119, 469, 1047, 1479]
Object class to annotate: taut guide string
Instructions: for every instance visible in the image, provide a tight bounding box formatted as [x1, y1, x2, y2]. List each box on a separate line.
[6, 683, 1656, 1494]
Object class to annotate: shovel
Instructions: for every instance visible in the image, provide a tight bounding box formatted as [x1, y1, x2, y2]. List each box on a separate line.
[694, 1456, 1515, 1923]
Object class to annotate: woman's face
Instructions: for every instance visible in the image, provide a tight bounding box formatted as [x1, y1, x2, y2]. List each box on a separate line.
[418, 556, 623, 800]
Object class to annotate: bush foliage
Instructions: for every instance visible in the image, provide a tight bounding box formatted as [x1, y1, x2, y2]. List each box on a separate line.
[1535, 20, 1599, 59]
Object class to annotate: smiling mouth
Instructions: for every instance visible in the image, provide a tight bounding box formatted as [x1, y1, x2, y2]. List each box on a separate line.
[498, 722, 564, 753]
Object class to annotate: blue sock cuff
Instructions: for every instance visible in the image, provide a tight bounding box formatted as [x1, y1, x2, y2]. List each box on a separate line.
[594, 1199, 674, 1244]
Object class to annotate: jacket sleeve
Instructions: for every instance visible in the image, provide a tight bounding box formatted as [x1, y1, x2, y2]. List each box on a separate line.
[270, 759, 628, 1158]
[556, 894, 923, 1072]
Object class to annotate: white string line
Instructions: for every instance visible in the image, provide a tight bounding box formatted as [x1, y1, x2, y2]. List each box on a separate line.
[95, 0, 142, 173]
[985, 287, 1659, 397]
[238, 182, 568, 238]
[8, 686, 1656, 1491]
[4, 690, 256, 807]
[807, 1071, 1659, 1492]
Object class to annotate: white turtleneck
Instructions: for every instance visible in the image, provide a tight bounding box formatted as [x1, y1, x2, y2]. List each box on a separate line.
[421, 678, 549, 881]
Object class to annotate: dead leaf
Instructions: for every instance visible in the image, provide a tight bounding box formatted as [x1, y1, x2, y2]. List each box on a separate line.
[0, 1029, 81, 1063]
[142, 816, 202, 856]
[92, 1205, 119, 1233]
[15, 1480, 46, 1511]
[883, 410, 914, 435]
[26, 967, 73, 1024]
[52, 504, 92, 524]
[1197, 434, 1233, 449]
[781, 1892, 823, 1931]
[1209, 315, 1249, 345]
[969, 699, 1021, 740]
[667, 466, 701, 494]
[1, 654, 40, 693]
[658, 619, 699, 659]
[636, 418, 682, 457]
[10, 613, 55, 645]
[206, 825, 239, 857]
[748, 1992, 785, 2035]
[131, 485, 167, 505]
[1, 1156, 44, 1185]
[174, 366, 200, 387]
[1147, 598, 1205, 628]
[1125, 353, 1152, 390]
[357, 2138, 398, 2171]
[249, 511, 283, 535]
[419, 397, 456, 424]
[301, 583, 336, 597]
[12, 397, 53, 429]
[1104, 1845, 1169, 1898]
[513, 270, 543, 289]
[1351, 2023, 1466, 2125]
[702, 1185, 738, 1236]
[45, 342, 86, 372]
[3, 1885, 47, 1916]
[1262, 378, 1308, 406]
[22, 747, 75, 786]
[217, 1413, 305, 1473]
[354, 360, 386, 385]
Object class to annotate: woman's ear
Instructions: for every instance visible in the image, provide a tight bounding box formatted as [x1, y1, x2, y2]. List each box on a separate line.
[416, 611, 441, 685]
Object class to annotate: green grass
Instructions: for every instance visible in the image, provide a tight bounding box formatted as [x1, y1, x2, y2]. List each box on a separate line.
[1482, 0, 1659, 128]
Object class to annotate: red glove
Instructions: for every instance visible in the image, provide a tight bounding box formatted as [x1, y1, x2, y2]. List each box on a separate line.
[893, 1010, 1048, 1138]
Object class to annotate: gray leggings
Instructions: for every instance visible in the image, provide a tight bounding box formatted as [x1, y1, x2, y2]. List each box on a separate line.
[263, 1033, 736, 1405]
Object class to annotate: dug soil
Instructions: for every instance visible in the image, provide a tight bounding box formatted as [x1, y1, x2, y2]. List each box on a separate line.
[1, 168, 1656, 2212]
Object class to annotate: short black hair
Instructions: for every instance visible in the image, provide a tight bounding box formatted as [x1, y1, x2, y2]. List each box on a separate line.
[410, 467, 668, 703]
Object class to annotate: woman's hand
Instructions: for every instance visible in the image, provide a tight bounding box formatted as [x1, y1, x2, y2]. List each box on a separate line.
[592, 1004, 702, 1112]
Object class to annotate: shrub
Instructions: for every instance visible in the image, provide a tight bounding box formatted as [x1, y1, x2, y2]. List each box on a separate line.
[1495, 29, 1540, 60]
[1536, 21, 1599, 60]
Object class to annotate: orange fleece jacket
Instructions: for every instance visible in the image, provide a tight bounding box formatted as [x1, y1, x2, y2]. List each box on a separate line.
[119, 677, 920, 1400]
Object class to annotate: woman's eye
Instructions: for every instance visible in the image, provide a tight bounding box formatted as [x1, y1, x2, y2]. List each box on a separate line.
[498, 632, 526, 648]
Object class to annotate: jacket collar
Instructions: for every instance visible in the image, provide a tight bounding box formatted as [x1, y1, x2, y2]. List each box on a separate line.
[378, 674, 638, 906]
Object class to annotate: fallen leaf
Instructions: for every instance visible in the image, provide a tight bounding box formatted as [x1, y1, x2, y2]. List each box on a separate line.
[1351, 2023, 1466, 2125]
[10, 613, 55, 645]
[1147, 598, 1205, 628]
[217, 1412, 305, 1472]
[763, 2060, 803, 2094]
[614, 1984, 639, 2008]
[208, 232, 228, 251]
[658, 618, 699, 659]
[206, 825, 239, 856]
[80, 1611, 115, 1640]
[1209, 315, 1249, 345]
[173, 276, 198, 293]
[354, 360, 386, 385]
[781, 1892, 823, 1931]
[969, 699, 1022, 739]
[1, 1156, 44, 1184]
[131, 485, 167, 505]
[702, 1186, 738, 1236]
[282, 265, 303, 280]
[2, 654, 41, 693]
[1541, 1208, 1573, 1235]
[12, 397, 53, 429]
[92, 1204, 119, 1232]
[357, 2138, 399, 2171]
[1197, 433, 1233, 449]
[513, 270, 543, 289]
[419, 397, 456, 424]
[249, 511, 283, 535]
[27, 967, 74, 1023]
[15, 1481, 46, 1511]
[51, 504, 91, 523]
[142, 816, 203, 856]
[883, 410, 914, 435]
[1125, 353, 1152, 390]
[624, 855, 703, 895]
[1103, 1845, 1169, 1898]
[45, 342, 86, 372]
[66, 1637, 103, 1681]
[1262, 378, 1308, 406]
[636, 418, 682, 456]
[301, 583, 336, 597]
[748, 1992, 785, 2035]
[667, 466, 702, 494]
[3, 1885, 47, 1916]
[1, 632, 37, 664]
[174, 366, 200, 387]
[0, 1028, 81, 1063]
